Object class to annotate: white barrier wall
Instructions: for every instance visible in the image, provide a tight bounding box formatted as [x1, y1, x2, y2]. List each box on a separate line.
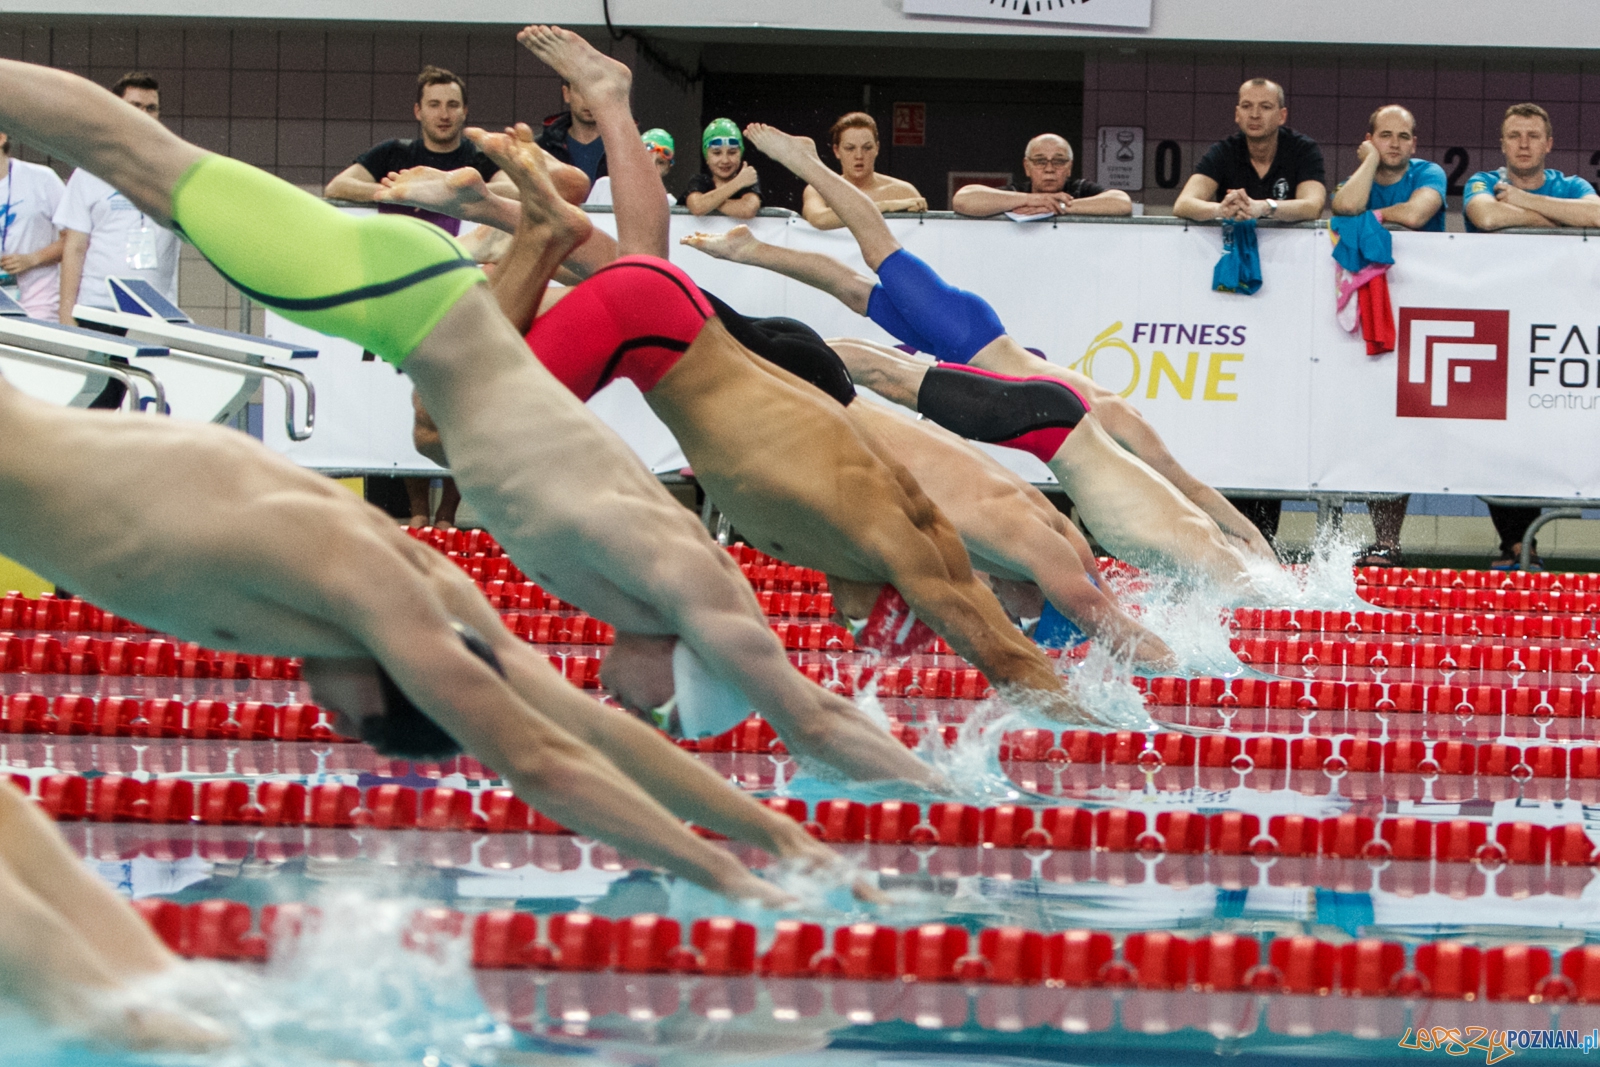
[265, 213, 1600, 498]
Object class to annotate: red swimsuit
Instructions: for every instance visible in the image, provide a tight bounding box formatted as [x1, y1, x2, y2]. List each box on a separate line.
[525, 255, 715, 400]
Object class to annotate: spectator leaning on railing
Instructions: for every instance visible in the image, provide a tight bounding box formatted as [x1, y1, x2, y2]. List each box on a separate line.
[325, 65, 512, 532]
[953, 133, 1131, 218]
[1462, 102, 1600, 570]
[1331, 103, 1447, 568]
[1173, 77, 1326, 547]
[1463, 103, 1600, 232]
[1174, 78, 1327, 224]
[685, 118, 761, 218]
[325, 66, 510, 235]
[802, 112, 926, 229]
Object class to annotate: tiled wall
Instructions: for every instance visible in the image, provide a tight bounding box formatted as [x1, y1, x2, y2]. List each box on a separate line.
[0, 21, 683, 328]
[1082, 50, 1600, 217]
[0, 22, 573, 189]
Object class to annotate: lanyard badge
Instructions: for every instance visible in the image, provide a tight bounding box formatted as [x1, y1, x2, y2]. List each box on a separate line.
[125, 215, 160, 270]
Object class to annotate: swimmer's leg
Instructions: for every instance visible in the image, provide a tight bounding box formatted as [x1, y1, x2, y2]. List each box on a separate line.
[869, 248, 1007, 364]
[744, 123, 902, 269]
[1079, 392, 1278, 560]
[520, 26, 669, 259]
[826, 337, 932, 408]
[0, 61, 200, 223]
[0, 63, 483, 366]
[472, 129, 595, 333]
[683, 225, 877, 315]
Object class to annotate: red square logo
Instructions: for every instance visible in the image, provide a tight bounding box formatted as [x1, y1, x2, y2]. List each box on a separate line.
[1396, 308, 1508, 420]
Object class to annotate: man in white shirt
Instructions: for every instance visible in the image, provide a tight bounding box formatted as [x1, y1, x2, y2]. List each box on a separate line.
[54, 72, 179, 325]
[0, 132, 65, 319]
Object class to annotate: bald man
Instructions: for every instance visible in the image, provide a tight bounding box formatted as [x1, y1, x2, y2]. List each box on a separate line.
[954, 133, 1131, 218]
[1174, 78, 1327, 224]
[1330, 104, 1446, 231]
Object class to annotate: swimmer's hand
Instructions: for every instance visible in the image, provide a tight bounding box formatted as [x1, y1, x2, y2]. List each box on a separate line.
[769, 843, 892, 906]
[728, 874, 797, 909]
[83, 992, 231, 1054]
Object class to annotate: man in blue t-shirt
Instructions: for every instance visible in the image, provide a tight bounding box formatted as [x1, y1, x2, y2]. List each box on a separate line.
[1463, 103, 1600, 568]
[1332, 104, 1446, 232]
[1331, 105, 1447, 567]
[1463, 102, 1600, 233]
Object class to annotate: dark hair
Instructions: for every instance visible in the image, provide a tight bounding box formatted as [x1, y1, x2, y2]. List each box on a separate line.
[830, 111, 879, 147]
[110, 71, 159, 99]
[417, 65, 467, 106]
[361, 622, 505, 760]
[1503, 102, 1552, 137]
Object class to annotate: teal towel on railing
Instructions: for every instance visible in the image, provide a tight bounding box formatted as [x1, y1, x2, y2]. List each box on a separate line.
[1329, 211, 1394, 272]
[1212, 219, 1262, 295]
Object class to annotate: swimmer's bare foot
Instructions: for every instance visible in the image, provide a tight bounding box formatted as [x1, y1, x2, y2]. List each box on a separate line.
[742, 123, 823, 175]
[517, 24, 631, 105]
[374, 166, 490, 217]
[467, 124, 593, 254]
[680, 225, 764, 264]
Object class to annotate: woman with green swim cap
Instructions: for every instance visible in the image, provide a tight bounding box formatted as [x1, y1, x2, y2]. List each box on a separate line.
[685, 117, 762, 218]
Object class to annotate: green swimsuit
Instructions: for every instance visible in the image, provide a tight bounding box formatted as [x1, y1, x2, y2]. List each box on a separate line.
[169, 154, 485, 365]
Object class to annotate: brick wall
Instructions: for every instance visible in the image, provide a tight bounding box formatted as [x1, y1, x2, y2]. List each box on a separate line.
[1083, 50, 1600, 218]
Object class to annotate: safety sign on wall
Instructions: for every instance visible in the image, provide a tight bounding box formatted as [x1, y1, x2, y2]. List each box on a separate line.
[1096, 126, 1145, 190]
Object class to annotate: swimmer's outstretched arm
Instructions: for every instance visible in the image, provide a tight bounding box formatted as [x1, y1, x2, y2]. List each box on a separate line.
[292, 523, 790, 905]
[409, 547, 840, 868]
[0, 782, 172, 983]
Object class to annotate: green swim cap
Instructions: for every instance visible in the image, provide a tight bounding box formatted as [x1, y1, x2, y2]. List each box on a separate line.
[702, 117, 742, 153]
[641, 128, 675, 159]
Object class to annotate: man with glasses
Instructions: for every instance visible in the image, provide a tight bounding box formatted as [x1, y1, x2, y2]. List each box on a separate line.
[953, 133, 1131, 217]
[1174, 78, 1326, 223]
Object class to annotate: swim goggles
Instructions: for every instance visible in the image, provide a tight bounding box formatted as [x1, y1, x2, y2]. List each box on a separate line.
[705, 136, 742, 149]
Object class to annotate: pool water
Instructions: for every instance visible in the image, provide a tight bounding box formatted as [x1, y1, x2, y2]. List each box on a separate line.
[6, 528, 1600, 1064]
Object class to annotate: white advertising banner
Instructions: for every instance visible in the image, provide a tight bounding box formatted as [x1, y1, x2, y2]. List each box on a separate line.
[1307, 229, 1600, 497]
[262, 214, 1600, 499]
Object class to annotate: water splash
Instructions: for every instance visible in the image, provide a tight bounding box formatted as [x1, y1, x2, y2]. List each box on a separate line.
[1240, 521, 1368, 610]
[71, 892, 516, 1067]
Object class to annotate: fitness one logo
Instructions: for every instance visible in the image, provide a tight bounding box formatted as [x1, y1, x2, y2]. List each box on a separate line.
[1070, 321, 1247, 402]
[1397, 308, 1509, 421]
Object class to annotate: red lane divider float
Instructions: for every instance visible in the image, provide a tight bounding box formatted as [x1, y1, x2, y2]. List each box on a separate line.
[127, 897, 1600, 1006]
[20, 773, 1600, 868]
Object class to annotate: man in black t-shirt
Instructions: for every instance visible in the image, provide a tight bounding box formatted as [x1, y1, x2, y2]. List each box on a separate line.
[324, 65, 513, 237]
[324, 65, 514, 531]
[1174, 78, 1327, 224]
[953, 134, 1132, 217]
